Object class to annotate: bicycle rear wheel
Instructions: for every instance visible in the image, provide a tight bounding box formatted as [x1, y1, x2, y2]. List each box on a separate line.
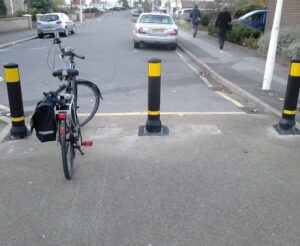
[59, 120, 74, 180]
[76, 80, 101, 127]
[58, 80, 101, 127]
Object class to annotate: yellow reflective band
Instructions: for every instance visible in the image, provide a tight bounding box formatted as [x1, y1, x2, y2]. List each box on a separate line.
[148, 63, 161, 77]
[4, 68, 20, 83]
[148, 110, 160, 116]
[290, 63, 300, 77]
[11, 116, 25, 122]
[283, 109, 297, 115]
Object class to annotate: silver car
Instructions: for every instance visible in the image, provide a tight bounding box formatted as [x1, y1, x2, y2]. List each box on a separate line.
[133, 13, 178, 50]
[37, 13, 75, 38]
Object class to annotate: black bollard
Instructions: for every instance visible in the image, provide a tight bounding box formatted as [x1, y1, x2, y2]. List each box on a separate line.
[146, 58, 162, 133]
[274, 55, 300, 134]
[138, 58, 168, 136]
[3, 63, 28, 138]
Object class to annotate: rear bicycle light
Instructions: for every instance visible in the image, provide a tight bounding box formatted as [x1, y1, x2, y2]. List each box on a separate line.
[56, 112, 67, 120]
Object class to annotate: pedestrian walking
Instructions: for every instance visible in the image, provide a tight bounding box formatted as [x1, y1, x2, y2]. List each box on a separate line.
[215, 7, 232, 50]
[189, 4, 201, 38]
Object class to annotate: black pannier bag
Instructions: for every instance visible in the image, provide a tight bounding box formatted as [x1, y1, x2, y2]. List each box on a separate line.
[30, 93, 57, 142]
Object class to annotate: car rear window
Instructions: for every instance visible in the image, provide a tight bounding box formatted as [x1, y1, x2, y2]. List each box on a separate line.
[139, 15, 174, 24]
[183, 9, 192, 14]
[40, 15, 59, 22]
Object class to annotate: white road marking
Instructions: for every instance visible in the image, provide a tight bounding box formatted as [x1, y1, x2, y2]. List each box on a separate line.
[30, 47, 47, 50]
[0, 104, 10, 111]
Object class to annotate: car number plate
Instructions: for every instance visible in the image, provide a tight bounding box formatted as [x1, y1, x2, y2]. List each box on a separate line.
[151, 29, 164, 33]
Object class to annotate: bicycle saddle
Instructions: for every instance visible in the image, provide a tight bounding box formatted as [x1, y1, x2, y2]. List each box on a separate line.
[52, 68, 79, 77]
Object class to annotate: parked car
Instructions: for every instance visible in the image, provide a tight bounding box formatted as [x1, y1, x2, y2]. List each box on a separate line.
[173, 9, 182, 20]
[234, 10, 267, 32]
[132, 13, 178, 50]
[179, 8, 193, 22]
[37, 13, 75, 38]
[131, 8, 141, 16]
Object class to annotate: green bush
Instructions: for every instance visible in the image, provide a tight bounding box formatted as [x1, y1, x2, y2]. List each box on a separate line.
[16, 10, 26, 17]
[243, 37, 259, 49]
[226, 24, 261, 45]
[53, 7, 76, 15]
[0, 0, 7, 17]
[201, 14, 209, 26]
[208, 24, 217, 37]
[258, 27, 300, 59]
[208, 23, 261, 49]
[83, 8, 101, 14]
[28, 7, 39, 21]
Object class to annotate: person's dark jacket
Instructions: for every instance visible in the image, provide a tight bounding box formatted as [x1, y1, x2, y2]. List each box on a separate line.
[189, 7, 201, 25]
[215, 11, 231, 29]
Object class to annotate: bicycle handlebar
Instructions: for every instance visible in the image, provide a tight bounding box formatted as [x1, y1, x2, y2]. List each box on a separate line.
[53, 34, 85, 60]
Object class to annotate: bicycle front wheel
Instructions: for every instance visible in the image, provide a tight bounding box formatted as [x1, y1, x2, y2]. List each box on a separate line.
[59, 120, 74, 180]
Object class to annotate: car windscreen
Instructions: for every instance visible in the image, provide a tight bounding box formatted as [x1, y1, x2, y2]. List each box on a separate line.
[139, 15, 174, 24]
[40, 15, 59, 22]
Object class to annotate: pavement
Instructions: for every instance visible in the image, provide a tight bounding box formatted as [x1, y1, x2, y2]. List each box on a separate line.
[1, 19, 300, 245]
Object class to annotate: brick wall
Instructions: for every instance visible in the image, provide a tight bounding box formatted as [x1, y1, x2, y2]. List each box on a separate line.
[266, 0, 300, 32]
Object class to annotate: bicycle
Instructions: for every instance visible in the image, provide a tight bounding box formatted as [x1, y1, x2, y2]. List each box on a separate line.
[44, 33, 102, 180]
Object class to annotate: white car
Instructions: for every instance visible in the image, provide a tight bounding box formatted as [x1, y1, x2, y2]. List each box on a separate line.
[133, 13, 178, 50]
[131, 8, 140, 16]
[37, 13, 75, 38]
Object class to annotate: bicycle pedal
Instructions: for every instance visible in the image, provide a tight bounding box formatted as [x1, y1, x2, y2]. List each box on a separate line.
[82, 140, 93, 147]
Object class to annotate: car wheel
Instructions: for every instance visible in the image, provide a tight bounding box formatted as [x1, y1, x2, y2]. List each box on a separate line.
[170, 43, 177, 50]
[38, 33, 44, 39]
[134, 41, 140, 49]
[61, 28, 68, 37]
[71, 25, 76, 34]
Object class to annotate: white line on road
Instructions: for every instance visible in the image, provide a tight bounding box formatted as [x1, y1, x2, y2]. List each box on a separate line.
[0, 104, 10, 111]
[30, 47, 47, 50]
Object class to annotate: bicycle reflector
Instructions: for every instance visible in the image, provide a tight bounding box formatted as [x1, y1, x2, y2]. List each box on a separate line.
[56, 112, 67, 120]
[82, 140, 93, 147]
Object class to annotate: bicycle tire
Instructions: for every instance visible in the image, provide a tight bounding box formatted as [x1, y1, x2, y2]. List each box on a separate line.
[58, 80, 101, 127]
[59, 120, 74, 180]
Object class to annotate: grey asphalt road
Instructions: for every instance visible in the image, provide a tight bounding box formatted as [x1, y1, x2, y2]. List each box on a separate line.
[0, 11, 241, 115]
[0, 11, 300, 246]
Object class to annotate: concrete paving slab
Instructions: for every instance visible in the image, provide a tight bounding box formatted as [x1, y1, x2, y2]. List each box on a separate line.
[0, 114, 300, 245]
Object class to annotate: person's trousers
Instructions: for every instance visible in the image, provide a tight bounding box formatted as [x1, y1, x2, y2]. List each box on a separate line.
[192, 24, 198, 38]
[218, 28, 227, 49]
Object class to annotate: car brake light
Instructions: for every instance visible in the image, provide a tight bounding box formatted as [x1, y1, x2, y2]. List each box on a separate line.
[57, 112, 67, 120]
[56, 20, 62, 24]
[170, 29, 178, 35]
[137, 27, 146, 34]
[82, 140, 93, 147]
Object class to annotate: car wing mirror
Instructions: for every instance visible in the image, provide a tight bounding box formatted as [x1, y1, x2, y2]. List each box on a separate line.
[131, 18, 137, 23]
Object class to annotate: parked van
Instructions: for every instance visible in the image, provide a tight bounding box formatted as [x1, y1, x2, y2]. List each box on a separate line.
[234, 10, 267, 32]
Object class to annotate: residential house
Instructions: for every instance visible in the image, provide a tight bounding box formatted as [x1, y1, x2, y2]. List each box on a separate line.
[265, 0, 300, 32]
